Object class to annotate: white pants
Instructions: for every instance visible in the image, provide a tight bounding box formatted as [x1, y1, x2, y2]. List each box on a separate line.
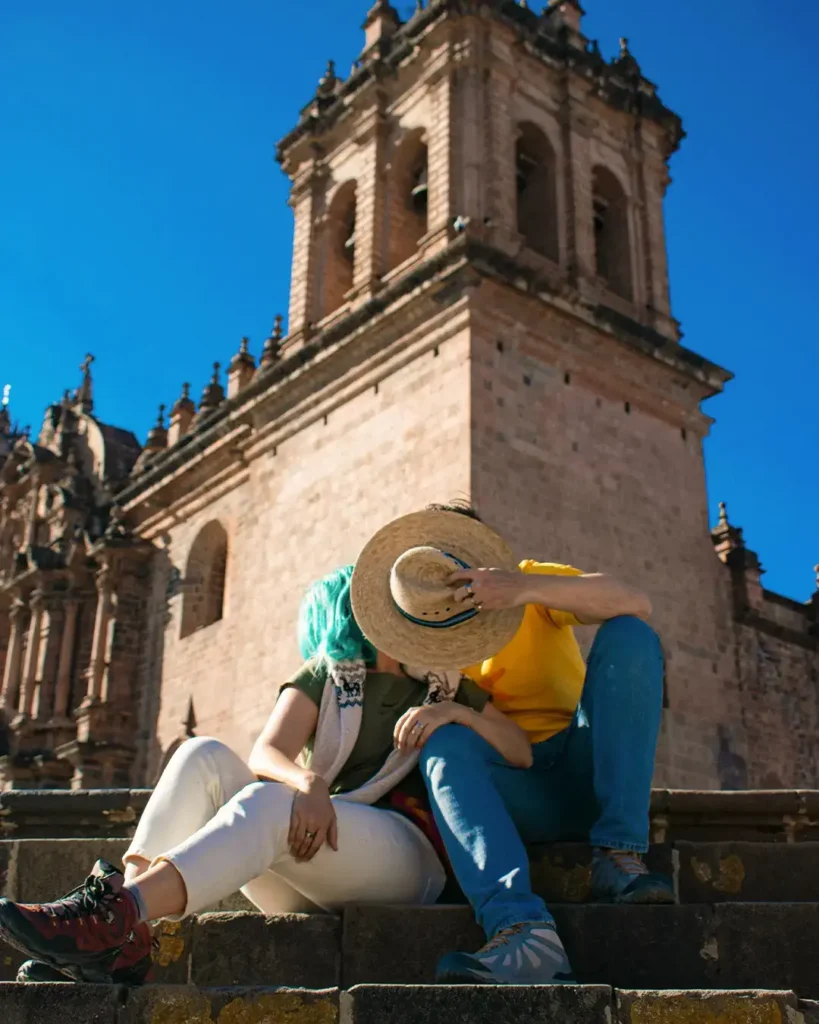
[124, 737, 446, 917]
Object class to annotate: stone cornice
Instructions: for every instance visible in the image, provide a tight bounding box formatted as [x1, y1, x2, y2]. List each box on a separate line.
[118, 236, 732, 509]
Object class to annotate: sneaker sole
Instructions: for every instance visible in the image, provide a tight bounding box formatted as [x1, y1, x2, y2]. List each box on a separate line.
[436, 952, 577, 986]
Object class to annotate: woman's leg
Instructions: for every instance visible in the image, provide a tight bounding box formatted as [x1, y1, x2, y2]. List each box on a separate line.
[158, 782, 445, 917]
[124, 736, 257, 870]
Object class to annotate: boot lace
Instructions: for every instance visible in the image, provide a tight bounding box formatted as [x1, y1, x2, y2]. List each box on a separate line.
[48, 874, 113, 920]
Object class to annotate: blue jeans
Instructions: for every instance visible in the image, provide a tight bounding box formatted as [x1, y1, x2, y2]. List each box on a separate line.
[420, 615, 664, 938]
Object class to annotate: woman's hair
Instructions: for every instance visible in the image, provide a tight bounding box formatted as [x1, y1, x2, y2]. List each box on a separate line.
[297, 566, 377, 668]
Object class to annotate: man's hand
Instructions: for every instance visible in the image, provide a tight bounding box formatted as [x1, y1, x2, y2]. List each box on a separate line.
[288, 774, 339, 863]
[394, 702, 466, 753]
[448, 568, 530, 612]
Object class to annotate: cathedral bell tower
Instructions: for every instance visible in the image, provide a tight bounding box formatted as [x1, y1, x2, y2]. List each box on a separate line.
[275, 0, 735, 785]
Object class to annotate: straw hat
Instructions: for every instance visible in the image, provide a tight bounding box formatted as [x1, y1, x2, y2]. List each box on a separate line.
[351, 510, 524, 669]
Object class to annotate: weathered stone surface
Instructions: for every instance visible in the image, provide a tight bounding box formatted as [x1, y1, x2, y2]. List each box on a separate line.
[342, 906, 482, 986]
[553, 905, 715, 991]
[712, 903, 819, 997]
[151, 917, 193, 985]
[190, 912, 341, 988]
[342, 904, 718, 989]
[0, 981, 121, 1023]
[677, 841, 819, 903]
[121, 985, 339, 1023]
[1, 838, 129, 902]
[615, 989, 798, 1024]
[0, 790, 151, 840]
[346, 984, 612, 1024]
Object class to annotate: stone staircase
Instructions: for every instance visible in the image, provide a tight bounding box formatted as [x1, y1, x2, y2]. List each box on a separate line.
[0, 790, 818, 1022]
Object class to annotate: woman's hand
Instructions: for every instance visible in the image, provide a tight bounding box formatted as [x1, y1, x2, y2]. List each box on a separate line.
[448, 568, 531, 611]
[394, 702, 465, 754]
[288, 774, 339, 862]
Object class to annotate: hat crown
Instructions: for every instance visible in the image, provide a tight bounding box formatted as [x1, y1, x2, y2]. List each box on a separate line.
[390, 546, 466, 623]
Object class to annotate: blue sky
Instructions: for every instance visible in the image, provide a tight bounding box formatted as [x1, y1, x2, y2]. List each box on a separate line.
[1, 1, 816, 600]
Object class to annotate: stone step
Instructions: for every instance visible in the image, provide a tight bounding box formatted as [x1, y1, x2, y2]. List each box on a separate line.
[5, 837, 819, 908]
[3, 788, 819, 843]
[2, 904, 816, 997]
[0, 984, 810, 1024]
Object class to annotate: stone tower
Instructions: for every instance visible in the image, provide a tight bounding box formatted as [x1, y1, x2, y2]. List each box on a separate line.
[1, 1, 816, 790]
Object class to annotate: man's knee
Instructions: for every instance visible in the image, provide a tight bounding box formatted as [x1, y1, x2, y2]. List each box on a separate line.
[596, 616, 661, 658]
[591, 616, 664, 685]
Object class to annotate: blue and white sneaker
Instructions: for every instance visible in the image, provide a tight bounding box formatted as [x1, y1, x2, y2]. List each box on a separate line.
[436, 920, 575, 985]
[591, 848, 675, 904]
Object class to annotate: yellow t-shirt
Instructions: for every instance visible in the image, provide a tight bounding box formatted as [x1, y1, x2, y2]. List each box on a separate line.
[464, 561, 587, 744]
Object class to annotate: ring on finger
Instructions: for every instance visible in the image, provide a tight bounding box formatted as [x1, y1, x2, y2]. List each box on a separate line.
[305, 830, 317, 840]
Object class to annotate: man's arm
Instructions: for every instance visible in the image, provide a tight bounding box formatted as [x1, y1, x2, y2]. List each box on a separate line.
[449, 568, 652, 625]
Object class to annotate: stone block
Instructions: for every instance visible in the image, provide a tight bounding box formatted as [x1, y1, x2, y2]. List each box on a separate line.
[190, 912, 341, 988]
[0, 790, 151, 840]
[553, 905, 715, 991]
[615, 989, 798, 1023]
[346, 984, 613, 1024]
[677, 841, 819, 902]
[0, 981, 121, 1023]
[342, 904, 720, 989]
[712, 903, 819, 997]
[151, 917, 193, 985]
[1, 838, 129, 901]
[121, 985, 339, 1023]
[342, 905, 482, 986]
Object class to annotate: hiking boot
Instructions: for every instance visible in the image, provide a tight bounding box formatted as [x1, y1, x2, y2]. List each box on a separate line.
[436, 920, 575, 985]
[591, 848, 675, 904]
[0, 860, 141, 983]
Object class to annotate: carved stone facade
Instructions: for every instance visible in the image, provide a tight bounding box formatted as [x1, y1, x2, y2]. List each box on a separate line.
[1, 1, 816, 790]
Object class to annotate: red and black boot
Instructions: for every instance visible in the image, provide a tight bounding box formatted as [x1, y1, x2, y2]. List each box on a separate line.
[0, 860, 148, 984]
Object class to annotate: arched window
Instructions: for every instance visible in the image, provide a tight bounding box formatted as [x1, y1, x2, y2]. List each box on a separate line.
[516, 123, 559, 263]
[592, 166, 633, 302]
[180, 521, 228, 639]
[321, 181, 357, 319]
[387, 131, 428, 272]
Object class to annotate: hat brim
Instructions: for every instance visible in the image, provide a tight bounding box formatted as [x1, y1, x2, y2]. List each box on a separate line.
[351, 510, 524, 670]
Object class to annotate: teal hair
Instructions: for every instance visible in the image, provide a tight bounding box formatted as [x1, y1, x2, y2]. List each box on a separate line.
[297, 566, 376, 667]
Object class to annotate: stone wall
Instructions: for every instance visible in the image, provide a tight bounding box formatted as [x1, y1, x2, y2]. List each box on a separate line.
[137, 323, 473, 779]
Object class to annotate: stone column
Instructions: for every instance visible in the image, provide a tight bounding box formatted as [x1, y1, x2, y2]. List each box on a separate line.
[84, 565, 114, 705]
[285, 159, 325, 351]
[53, 599, 79, 719]
[1, 601, 25, 716]
[17, 592, 43, 719]
[350, 108, 388, 302]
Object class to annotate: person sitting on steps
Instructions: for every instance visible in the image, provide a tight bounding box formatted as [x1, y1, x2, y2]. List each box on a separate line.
[350, 504, 672, 986]
[0, 564, 529, 985]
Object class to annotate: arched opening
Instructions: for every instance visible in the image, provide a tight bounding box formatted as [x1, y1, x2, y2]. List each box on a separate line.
[592, 166, 633, 301]
[516, 123, 559, 263]
[180, 521, 228, 639]
[321, 181, 357, 319]
[387, 131, 429, 272]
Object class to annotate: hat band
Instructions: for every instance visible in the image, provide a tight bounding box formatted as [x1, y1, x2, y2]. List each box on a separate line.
[394, 552, 478, 631]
